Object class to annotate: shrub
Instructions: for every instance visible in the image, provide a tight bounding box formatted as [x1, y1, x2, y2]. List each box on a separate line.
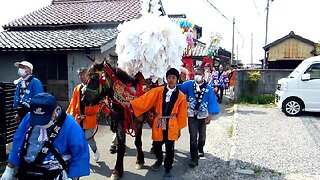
[247, 71, 261, 84]
[238, 94, 275, 104]
[246, 71, 261, 93]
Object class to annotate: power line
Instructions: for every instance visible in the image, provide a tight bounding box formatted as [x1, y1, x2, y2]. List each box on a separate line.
[252, 0, 261, 16]
[203, 0, 245, 50]
[204, 0, 230, 21]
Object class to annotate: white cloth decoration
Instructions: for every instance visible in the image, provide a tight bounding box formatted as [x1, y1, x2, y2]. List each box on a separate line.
[140, 0, 162, 16]
[115, 0, 187, 82]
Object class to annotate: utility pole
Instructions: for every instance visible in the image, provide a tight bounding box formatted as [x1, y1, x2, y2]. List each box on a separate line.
[236, 44, 239, 62]
[231, 17, 235, 65]
[263, 0, 272, 69]
[251, 33, 253, 68]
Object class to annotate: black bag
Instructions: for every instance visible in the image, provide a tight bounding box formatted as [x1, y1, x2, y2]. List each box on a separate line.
[16, 161, 63, 180]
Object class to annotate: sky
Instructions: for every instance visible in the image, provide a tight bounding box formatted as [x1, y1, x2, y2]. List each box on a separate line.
[0, 0, 319, 64]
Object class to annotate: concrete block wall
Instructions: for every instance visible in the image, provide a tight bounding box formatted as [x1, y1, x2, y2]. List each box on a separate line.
[234, 69, 293, 100]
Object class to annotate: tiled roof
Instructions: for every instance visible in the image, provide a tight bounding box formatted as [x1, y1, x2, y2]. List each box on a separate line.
[3, 0, 141, 29]
[52, 0, 109, 4]
[0, 27, 117, 51]
[183, 39, 207, 57]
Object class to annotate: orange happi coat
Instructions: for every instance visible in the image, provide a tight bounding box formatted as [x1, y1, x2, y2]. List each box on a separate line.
[67, 84, 100, 129]
[131, 86, 188, 141]
[229, 70, 236, 86]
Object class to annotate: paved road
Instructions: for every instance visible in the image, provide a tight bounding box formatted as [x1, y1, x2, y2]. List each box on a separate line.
[82, 101, 230, 180]
[82, 121, 189, 180]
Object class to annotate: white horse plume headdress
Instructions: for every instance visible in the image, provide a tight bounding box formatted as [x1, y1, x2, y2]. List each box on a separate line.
[116, 0, 187, 83]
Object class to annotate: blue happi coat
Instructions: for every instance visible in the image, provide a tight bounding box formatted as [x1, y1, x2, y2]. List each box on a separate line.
[179, 80, 219, 119]
[9, 113, 90, 178]
[13, 76, 44, 108]
[209, 71, 229, 89]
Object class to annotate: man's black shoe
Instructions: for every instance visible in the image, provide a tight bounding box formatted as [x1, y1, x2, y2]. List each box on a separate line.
[109, 145, 117, 154]
[188, 160, 198, 168]
[199, 152, 204, 157]
[151, 160, 162, 171]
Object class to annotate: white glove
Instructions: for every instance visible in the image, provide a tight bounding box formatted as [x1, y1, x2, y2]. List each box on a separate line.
[0, 166, 14, 180]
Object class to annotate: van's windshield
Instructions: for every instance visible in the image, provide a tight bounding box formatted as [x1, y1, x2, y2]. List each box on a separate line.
[288, 61, 310, 78]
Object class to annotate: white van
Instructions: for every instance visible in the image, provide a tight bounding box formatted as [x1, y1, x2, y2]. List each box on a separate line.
[275, 56, 320, 116]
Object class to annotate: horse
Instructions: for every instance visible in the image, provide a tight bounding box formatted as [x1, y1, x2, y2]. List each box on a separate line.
[81, 60, 149, 179]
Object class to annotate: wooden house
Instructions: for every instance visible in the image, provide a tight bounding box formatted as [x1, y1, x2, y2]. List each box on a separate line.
[263, 31, 316, 69]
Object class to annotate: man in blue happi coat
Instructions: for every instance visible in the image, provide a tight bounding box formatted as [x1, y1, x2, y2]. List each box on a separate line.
[1, 93, 90, 180]
[179, 67, 219, 168]
[13, 61, 44, 121]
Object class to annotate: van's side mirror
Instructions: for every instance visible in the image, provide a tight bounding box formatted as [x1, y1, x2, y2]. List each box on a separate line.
[301, 73, 311, 81]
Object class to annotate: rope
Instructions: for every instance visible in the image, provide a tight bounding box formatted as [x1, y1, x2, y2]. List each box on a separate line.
[85, 100, 107, 141]
[86, 124, 99, 141]
[123, 105, 137, 137]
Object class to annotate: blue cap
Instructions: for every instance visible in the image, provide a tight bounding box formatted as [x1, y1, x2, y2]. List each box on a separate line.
[29, 93, 57, 126]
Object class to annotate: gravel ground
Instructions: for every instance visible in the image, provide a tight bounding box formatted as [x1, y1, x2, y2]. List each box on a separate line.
[3, 102, 320, 180]
[182, 101, 235, 180]
[183, 103, 320, 180]
[230, 104, 320, 180]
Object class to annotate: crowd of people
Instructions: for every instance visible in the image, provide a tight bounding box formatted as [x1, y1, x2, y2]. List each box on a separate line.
[181, 62, 237, 103]
[1, 60, 238, 180]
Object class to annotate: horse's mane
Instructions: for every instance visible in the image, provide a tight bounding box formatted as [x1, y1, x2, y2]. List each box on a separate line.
[88, 60, 139, 86]
[114, 68, 140, 86]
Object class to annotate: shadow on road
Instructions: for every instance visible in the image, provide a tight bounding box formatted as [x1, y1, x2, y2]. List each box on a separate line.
[90, 161, 111, 176]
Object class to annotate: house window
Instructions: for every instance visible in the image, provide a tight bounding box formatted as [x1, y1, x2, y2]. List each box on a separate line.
[26, 53, 68, 83]
[47, 58, 68, 80]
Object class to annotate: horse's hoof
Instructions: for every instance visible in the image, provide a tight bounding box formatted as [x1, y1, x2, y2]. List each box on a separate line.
[135, 163, 144, 170]
[110, 169, 123, 180]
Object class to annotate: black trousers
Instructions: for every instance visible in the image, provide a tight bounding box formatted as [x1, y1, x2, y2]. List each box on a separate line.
[17, 105, 30, 120]
[153, 139, 175, 172]
[188, 117, 206, 161]
[218, 86, 224, 103]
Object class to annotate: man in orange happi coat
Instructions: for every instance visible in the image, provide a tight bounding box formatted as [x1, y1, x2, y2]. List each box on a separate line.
[130, 68, 187, 180]
[67, 67, 100, 162]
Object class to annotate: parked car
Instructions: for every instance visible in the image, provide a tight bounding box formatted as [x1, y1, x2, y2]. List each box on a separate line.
[275, 56, 320, 116]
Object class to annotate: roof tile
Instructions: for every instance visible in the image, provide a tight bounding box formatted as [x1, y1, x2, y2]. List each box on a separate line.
[4, 0, 141, 28]
[0, 27, 117, 50]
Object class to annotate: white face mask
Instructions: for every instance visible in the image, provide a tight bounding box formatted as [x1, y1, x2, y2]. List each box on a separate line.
[194, 75, 203, 82]
[18, 68, 27, 77]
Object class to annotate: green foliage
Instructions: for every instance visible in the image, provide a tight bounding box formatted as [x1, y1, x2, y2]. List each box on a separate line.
[238, 94, 275, 104]
[246, 71, 261, 93]
[253, 166, 263, 174]
[247, 71, 261, 84]
[227, 125, 234, 138]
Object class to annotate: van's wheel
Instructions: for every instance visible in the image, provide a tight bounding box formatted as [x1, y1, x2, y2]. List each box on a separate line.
[282, 98, 303, 116]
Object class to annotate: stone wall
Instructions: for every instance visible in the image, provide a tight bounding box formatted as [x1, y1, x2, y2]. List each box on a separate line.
[234, 69, 293, 100]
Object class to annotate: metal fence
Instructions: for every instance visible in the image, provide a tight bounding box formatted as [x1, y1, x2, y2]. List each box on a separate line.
[0, 82, 18, 161]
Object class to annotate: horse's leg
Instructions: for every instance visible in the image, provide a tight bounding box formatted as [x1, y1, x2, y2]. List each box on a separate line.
[111, 120, 125, 180]
[135, 121, 145, 169]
